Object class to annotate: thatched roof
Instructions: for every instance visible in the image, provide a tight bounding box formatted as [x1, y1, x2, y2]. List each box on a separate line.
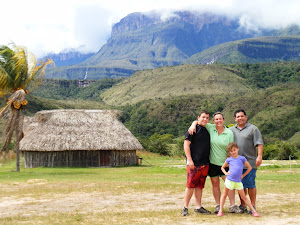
[20, 109, 143, 151]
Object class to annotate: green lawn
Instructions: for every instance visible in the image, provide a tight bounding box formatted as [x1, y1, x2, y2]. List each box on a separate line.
[0, 152, 299, 224]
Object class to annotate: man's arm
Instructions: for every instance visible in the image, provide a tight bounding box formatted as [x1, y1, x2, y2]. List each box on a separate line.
[256, 144, 263, 167]
[184, 139, 194, 170]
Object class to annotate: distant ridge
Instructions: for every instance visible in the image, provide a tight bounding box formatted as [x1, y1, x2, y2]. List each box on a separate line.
[185, 36, 300, 64]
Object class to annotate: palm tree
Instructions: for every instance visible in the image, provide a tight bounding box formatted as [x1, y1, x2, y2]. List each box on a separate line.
[0, 43, 54, 171]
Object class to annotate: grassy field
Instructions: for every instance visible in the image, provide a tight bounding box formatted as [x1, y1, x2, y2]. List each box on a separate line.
[0, 151, 300, 225]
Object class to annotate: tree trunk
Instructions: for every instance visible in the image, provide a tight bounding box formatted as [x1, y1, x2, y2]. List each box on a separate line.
[14, 109, 23, 172]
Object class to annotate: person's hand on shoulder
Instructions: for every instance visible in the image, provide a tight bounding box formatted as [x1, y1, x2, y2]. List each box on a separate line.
[188, 121, 198, 135]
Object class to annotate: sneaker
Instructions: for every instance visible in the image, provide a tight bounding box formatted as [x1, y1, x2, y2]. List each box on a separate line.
[194, 207, 212, 214]
[217, 211, 224, 217]
[239, 205, 248, 214]
[248, 206, 256, 214]
[214, 205, 220, 214]
[181, 207, 188, 216]
[229, 205, 242, 213]
[252, 211, 260, 217]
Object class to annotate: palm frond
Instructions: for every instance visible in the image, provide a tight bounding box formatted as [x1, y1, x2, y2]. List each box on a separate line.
[0, 67, 14, 97]
[0, 44, 54, 94]
[12, 48, 28, 88]
[0, 46, 15, 95]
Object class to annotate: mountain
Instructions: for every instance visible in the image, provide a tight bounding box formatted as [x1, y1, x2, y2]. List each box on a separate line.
[44, 11, 300, 80]
[82, 11, 256, 69]
[42, 51, 94, 67]
[184, 36, 300, 64]
[45, 11, 258, 79]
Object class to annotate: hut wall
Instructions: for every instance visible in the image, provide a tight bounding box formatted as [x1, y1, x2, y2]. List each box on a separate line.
[23, 150, 137, 168]
[111, 150, 137, 166]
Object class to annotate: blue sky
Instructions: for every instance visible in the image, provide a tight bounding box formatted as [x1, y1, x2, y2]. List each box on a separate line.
[1, 0, 300, 58]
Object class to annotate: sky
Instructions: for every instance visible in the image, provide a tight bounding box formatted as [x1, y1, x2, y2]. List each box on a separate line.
[1, 0, 300, 58]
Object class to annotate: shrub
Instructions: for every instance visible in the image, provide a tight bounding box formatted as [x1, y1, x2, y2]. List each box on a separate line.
[263, 141, 298, 160]
[141, 133, 174, 155]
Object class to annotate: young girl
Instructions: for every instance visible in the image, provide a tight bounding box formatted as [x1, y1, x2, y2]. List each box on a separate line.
[217, 142, 260, 217]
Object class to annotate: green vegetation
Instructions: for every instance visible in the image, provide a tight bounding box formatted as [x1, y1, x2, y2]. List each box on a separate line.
[289, 132, 300, 148]
[31, 78, 124, 101]
[263, 141, 299, 160]
[140, 133, 175, 155]
[230, 61, 300, 88]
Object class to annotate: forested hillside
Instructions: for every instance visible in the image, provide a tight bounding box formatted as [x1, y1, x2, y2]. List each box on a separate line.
[31, 78, 124, 101]
[2, 61, 299, 159]
[100, 64, 252, 106]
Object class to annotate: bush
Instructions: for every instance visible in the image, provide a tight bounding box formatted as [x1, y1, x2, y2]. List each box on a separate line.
[263, 141, 298, 160]
[141, 133, 174, 155]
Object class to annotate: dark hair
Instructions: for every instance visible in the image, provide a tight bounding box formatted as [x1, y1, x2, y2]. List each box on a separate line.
[234, 109, 246, 117]
[227, 142, 238, 152]
[213, 112, 224, 120]
[198, 110, 209, 117]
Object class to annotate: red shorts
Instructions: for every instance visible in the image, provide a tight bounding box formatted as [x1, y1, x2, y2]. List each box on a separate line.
[186, 165, 209, 189]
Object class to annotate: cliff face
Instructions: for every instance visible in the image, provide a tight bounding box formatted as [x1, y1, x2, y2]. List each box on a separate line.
[82, 11, 254, 69]
[111, 12, 161, 36]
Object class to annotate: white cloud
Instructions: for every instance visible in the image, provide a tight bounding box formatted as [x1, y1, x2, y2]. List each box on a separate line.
[0, 0, 299, 58]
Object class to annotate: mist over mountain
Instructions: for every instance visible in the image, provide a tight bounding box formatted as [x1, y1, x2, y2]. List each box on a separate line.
[42, 51, 94, 67]
[44, 11, 300, 80]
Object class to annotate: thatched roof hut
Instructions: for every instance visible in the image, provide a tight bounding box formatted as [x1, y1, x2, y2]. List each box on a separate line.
[20, 109, 143, 168]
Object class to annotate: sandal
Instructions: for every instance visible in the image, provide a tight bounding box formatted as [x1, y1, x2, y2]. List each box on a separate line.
[217, 211, 224, 217]
[252, 211, 260, 217]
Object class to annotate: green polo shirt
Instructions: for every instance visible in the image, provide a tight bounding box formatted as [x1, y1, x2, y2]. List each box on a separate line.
[205, 123, 234, 166]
